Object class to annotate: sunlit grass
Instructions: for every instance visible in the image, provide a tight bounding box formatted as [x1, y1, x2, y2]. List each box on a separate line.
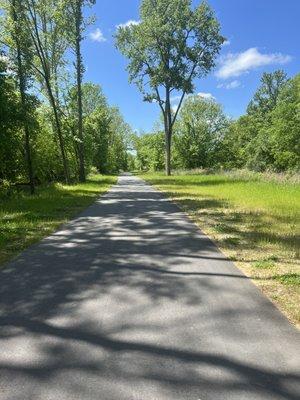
[141, 171, 300, 326]
[0, 175, 117, 266]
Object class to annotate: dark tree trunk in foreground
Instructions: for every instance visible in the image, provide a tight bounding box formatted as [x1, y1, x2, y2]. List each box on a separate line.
[17, 53, 35, 194]
[12, 0, 35, 194]
[164, 87, 172, 176]
[165, 130, 171, 176]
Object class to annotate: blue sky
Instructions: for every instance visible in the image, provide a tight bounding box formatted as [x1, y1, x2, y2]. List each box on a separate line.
[82, 0, 299, 132]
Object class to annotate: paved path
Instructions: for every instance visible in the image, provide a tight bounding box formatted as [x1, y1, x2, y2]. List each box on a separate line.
[0, 175, 299, 400]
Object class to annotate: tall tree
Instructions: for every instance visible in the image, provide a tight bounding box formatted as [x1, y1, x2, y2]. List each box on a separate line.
[116, 0, 224, 175]
[75, 2, 86, 183]
[67, 0, 95, 182]
[21, 0, 71, 183]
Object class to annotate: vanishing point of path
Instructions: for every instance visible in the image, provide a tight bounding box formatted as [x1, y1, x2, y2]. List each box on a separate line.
[0, 175, 299, 400]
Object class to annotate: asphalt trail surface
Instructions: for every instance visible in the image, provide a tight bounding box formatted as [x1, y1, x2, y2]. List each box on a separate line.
[0, 174, 299, 400]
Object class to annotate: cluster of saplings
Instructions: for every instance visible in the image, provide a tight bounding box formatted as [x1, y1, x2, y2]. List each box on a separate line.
[134, 70, 300, 173]
[0, 0, 131, 196]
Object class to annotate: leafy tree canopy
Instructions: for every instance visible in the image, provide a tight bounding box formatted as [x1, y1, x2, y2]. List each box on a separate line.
[247, 70, 288, 116]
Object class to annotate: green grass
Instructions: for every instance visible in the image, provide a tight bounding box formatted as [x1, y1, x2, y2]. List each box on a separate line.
[141, 171, 300, 326]
[0, 175, 117, 266]
[253, 259, 276, 270]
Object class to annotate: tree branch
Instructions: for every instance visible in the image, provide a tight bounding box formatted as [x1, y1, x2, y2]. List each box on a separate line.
[154, 87, 165, 116]
[171, 90, 186, 126]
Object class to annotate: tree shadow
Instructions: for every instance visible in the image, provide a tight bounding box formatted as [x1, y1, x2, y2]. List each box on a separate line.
[0, 177, 117, 264]
[0, 316, 299, 399]
[165, 190, 299, 255]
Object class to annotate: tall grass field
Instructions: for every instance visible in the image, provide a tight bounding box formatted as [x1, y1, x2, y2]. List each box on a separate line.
[141, 170, 300, 326]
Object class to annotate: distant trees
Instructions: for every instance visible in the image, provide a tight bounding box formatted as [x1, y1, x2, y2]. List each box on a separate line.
[134, 132, 165, 171]
[116, 0, 224, 175]
[173, 95, 228, 169]
[134, 70, 300, 173]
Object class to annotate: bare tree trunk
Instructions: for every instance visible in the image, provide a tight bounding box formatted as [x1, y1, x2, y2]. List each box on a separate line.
[165, 87, 172, 176]
[70, 124, 80, 172]
[23, 119, 35, 194]
[18, 59, 35, 194]
[43, 71, 70, 183]
[75, 0, 85, 182]
[51, 69, 71, 183]
[12, 0, 35, 194]
[43, 68, 70, 183]
[165, 129, 171, 176]
[47, 84, 70, 184]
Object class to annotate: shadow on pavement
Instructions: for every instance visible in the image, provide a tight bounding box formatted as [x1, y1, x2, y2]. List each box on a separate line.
[0, 176, 299, 400]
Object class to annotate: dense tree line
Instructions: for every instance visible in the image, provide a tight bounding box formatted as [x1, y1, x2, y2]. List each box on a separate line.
[222, 71, 300, 172]
[0, 0, 131, 193]
[1, 0, 298, 189]
[134, 70, 300, 173]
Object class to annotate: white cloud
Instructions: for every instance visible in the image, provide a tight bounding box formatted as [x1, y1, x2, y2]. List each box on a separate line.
[170, 95, 180, 113]
[216, 47, 292, 79]
[116, 20, 140, 29]
[222, 40, 231, 46]
[89, 28, 106, 43]
[170, 95, 182, 103]
[197, 92, 215, 100]
[217, 80, 241, 89]
[170, 92, 215, 111]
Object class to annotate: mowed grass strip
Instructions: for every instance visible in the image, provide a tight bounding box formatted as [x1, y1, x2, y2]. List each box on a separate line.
[0, 175, 117, 266]
[141, 171, 300, 327]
